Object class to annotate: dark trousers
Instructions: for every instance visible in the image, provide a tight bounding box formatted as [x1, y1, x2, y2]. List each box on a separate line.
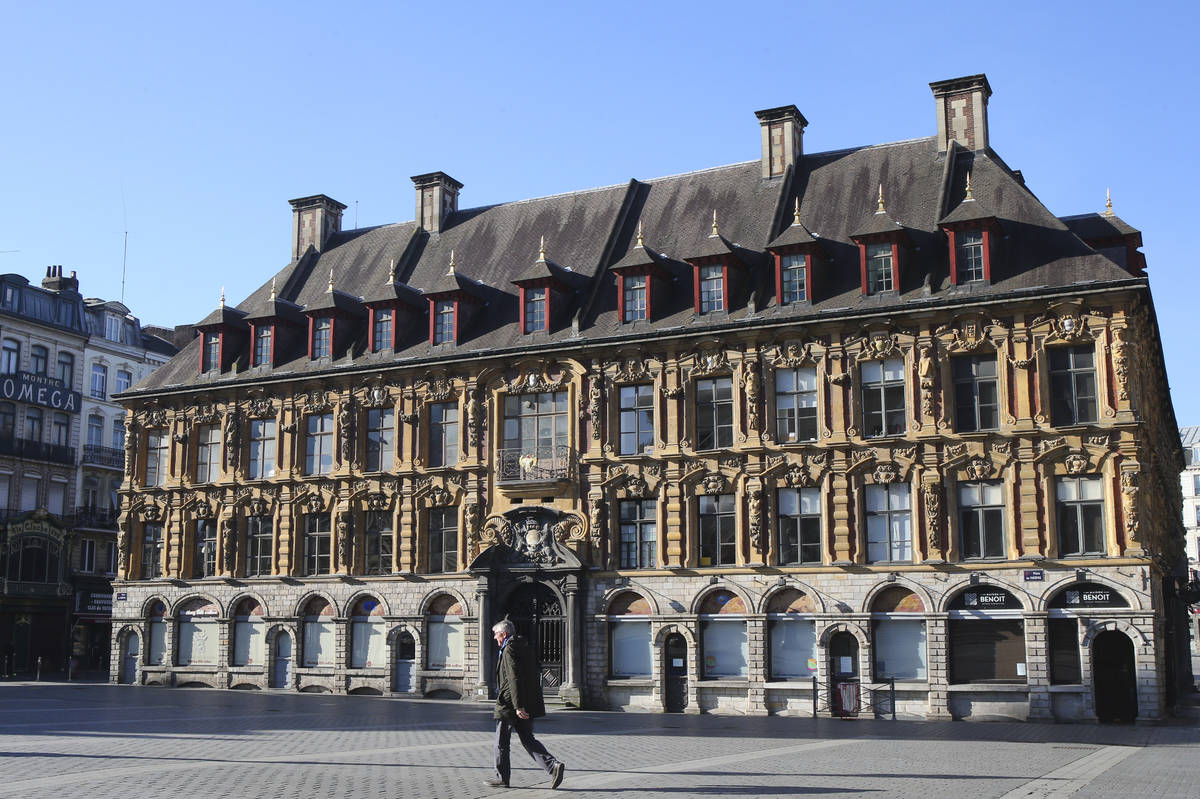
[494, 716, 557, 784]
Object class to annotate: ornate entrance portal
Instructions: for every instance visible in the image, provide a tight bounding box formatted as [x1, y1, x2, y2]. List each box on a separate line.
[470, 506, 585, 706]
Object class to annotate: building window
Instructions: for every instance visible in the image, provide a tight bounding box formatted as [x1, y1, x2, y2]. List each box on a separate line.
[698, 265, 724, 313]
[427, 506, 457, 574]
[426, 595, 464, 669]
[1, 339, 19, 373]
[433, 300, 455, 344]
[195, 424, 221, 483]
[959, 481, 1005, 559]
[866, 483, 911, 563]
[29, 345, 47, 376]
[873, 619, 927, 680]
[144, 431, 168, 487]
[364, 511, 393, 575]
[47, 481, 65, 516]
[1048, 618, 1081, 684]
[502, 391, 568, 477]
[698, 493, 735, 567]
[302, 514, 331, 576]
[146, 603, 166, 665]
[25, 408, 43, 442]
[112, 418, 125, 450]
[953, 355, 998, 432]
[254, 325, 273, 366]
[610, 619, 652, 677]
[311, 316, 332, 358]
[699, 592, 747, 679]
[90, 364, 107, 399]
[201, 332, 220, 372]
[246, 516, 272, 577]
[1194, 474, 1200, 496]
[6, 535, 60, 583]
[769, 617, 817, 680]
[350, 596, 386, 669]
[618, 499, 656, 569]
[775, 367, 817, 443]
[524, 287, 547, 333]
[301, 598, 335, 668]
[105, 315, 122, 342]
[623, 275, 647, 322]
[56, 352, 73, 387]
[363, 408, 394, 472]
[248, 419, 276, 479]
[780, 253, 807, 304]
[305, 413, 334, 475]
[176, 600, 219, 666]
[52, 413, 68, 447]
[79, 539, 96, 573]
[949, 618, 1026, 684]
[106, 541, 118, 574]
[1049, 345, 1097, 426]
[866, 243, 893, 293]
[232, 599, 265, 667]
[778, 487, 821, 565]
[695, 377, 733, 450]
[957, 230, 985, 282]
[20, 475, 40, 511]
[194, 519, 217, 578]
[86, 414, 104, 447]
[618, 384, 655, 455]
[428, 402, 459, 468]
[115, 369, 132, 394]
[141, 524, 162, 579]
[862, 358, 906, 437]
[0, 402, 13, 438]
[372, 309, 393, 352]
[1056, 476, 1104, 556]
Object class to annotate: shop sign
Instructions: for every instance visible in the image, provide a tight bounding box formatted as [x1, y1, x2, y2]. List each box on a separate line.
[76, 591, 113, 615]
[948, 586, 1022, 610]
[1023, 569, 1045, 582]
[1052, 583, 1129, 608]
[0, 372, 82, 413]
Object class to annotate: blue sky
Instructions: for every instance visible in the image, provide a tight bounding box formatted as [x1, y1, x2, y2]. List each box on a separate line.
[2, 1, 1198, 421]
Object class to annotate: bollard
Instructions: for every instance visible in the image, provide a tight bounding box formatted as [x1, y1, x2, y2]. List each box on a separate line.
[36, 656, 42, 681]
[889, 677, 896, 721]
[812, 675, 818, 719]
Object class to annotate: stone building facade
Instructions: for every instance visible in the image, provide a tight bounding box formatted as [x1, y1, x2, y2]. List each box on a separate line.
[110, 74, 1188, 722]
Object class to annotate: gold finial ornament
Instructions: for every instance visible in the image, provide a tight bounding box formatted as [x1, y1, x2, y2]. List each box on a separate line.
[965, 172, 974, 201]
[1104, 188, 1113, 216]
[387, 258, 396, 284]
[636, 221, 645, 247]
[538, 235, 546, 262]
[327, 268, 334, 293]
[269, 277, 277, 301]
[447, 249, 456, 276]
[876, 184, 886, 214]
[793, 197, 801, 225]
[219, 286, 225, 307]
[711, 209, 719, 236]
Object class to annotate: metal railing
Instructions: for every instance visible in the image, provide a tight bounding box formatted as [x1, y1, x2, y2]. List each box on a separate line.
[810, 676, 897, 720]
[497, 444, 572, 484]
[72, 506, 120, 531]
[0, 437, 75, 466]
[82, 444, 125, 469]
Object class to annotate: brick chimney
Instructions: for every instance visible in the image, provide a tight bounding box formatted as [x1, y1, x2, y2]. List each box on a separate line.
[411, 172, 463, 233]
[754, 105, 807, 179]
[930, 74, 992, 153]
[41, 265, 79, 293]
[289, 194, 347, 260]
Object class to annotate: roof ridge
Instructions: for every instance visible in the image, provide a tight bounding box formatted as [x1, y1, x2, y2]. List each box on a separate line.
[803, 135, 936, 160]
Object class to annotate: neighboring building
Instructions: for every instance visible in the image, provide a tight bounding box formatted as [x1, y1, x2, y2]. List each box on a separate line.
[111, 74, 1188, 723]
[0, 267, 176, 676]
[1179, 426, 1200, 674]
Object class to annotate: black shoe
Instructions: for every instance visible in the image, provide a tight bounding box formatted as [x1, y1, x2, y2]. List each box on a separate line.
[483, 778, 509, 788]
[550, 762, 565, 789]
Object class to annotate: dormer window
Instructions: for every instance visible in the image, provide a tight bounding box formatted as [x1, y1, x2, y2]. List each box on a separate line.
[866, 244, 894, 293]
[524, 287, 547, 333]
[433, 300, 455, 345]
[780, 254, 807, 304]
[253, 325, 273, 366]
[372, 308, 393, 352]
[623, 276, 648, 322]
[201, 332, 221, 373]
[311, 316, 332, 358]
[698, 265, 725, 313]
[957, 230, 985, 282]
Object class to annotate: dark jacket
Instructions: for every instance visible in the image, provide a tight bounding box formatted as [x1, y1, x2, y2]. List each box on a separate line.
[494, 635, 546, 720]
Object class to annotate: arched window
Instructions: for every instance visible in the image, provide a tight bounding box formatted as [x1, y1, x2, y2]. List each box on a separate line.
[146, 601, 167, 665]
[301, 597, 336, 668]
[426, 594, 463, 670]
[29, 345, 48, 376]
[766, 588, 817, 681]
[607, 591, 652, 678]
[1, 338, 19, 374]
[56, 352, 74, 388]
[947, 585, 1025, 684]
[1046, 582, 1129, 685]
[870, 586, 927, 681]
[698, 590, 747, 679]
[350, 596, 386, 669]
[176, 598, 219, 666]
[6, 535, 61, 584]
[231, 598, 265, 667]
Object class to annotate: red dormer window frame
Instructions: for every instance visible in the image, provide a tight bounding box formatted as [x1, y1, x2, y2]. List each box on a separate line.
[249, 322, 275, 368]
[616, 271, 653, 322]
[199, 329, 222, 373]
[518, 281, 552, 334]
[308, 314, 334, 359]
[429, 297, 458, 345]
[772, 249, 814, 306]
[368, 304, 398, 352]
[854, 236, 902, 296]
[944, 224, 994, 285]
[691, 259, 729, 314]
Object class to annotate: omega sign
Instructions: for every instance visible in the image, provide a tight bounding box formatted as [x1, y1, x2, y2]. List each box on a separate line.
[0, 372, 82, 413]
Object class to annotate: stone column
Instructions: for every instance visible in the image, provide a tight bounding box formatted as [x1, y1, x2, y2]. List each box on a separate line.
[1024, 612, 1052, 720]
[925, 615, 951, 719]
[560, 576, 581, 707]
[746, 615, 768, 715]
[474, 577, 492, 700]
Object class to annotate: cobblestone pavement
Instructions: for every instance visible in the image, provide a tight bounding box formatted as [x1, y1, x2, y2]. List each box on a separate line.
[1, 683, 1197, 799]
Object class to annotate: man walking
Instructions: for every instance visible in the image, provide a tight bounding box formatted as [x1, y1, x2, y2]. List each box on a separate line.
[487, 619, 565, 789]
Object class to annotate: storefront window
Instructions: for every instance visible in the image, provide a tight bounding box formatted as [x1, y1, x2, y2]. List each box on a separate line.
[607, 591, 652, 677]
[176, 598, 219, 666]
[699, 591, 747, 679]
[301, 597, 336, 668]
[947, 586, 1025, 684]
[231, 598, 265, 667]
[426, 594, 464, 669]
[871, 586, 928, 681]
[766, 588, 817, 681]
[350, 595, 387, 669]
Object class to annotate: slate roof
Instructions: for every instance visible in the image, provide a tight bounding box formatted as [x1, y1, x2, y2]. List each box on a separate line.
[134, 132, 1146, 394]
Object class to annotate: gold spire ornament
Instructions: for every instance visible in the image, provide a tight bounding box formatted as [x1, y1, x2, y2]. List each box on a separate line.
[965, 172, 975, 201]
[637, 221, 645, 247]
[1104, 188, 1114, 216]
[327, 269, 334, 293]
[219, 286, 225, 307]
[447, 250, 456, 276]
[793, 197, 802, 225]
[711, 209, 720, 236]
[387, 258, 396, 284]
[538, 236, 547, 262]
[876, 184, 886, 214]
[269, 277, 277, 301]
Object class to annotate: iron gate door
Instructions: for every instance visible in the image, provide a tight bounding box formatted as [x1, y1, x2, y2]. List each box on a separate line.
[505, 583, 564, 695]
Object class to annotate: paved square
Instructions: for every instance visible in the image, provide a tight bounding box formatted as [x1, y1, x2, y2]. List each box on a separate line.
[0, 683, 1196, 798]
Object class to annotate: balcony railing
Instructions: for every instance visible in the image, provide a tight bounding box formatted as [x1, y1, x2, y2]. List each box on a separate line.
[72, 507, 120, 531]
[0, 437, 75, 466]
[497, 444, 573, 485]
[82, 444, 125, 470]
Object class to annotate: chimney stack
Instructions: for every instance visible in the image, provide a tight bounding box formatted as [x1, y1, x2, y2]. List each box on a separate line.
[289, 194, 347, 260]
[41, 265, 79, 293]
[930, 74, 992, 153]
[754, 105, 807, 179]
[411, 172, 463, 233]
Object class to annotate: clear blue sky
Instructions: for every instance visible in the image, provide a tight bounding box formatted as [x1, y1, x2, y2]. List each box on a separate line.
[2, 2, 1197, 421]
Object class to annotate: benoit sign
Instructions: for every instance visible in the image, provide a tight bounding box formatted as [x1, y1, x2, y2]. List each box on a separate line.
[0, 372, 82, 413]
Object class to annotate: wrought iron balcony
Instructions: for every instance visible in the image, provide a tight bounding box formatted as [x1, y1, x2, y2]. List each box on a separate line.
[82, 444, 125, 470]
[72, 506, 120, 531]
[497, 445, 573, 485]
[0, 437, 75, 466]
